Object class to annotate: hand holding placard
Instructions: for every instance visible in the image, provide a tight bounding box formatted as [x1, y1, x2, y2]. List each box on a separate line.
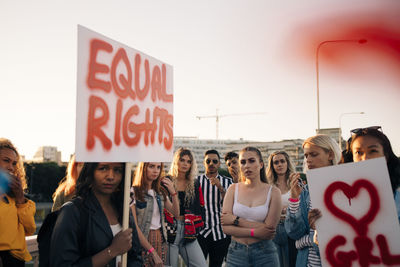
[306, 158, 400, 267]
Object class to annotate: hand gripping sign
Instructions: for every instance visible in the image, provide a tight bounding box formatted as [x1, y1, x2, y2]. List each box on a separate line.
[75, 25, 174, 266]
[307, 157, 400, 267]
[76, 25, 173, 162]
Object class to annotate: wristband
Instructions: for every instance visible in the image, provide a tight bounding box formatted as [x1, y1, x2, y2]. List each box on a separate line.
[148, 247, 155, 254]
[170, 192, 177, 197]
[289, 198, 299, 202]
[250, 228, 254, 237]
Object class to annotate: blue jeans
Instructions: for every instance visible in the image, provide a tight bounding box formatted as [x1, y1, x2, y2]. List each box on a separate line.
[275, 242, 289, 267]
[167, 220, 207, 267]
[226, 239, 279, 267]
[273, 222, 289, 267]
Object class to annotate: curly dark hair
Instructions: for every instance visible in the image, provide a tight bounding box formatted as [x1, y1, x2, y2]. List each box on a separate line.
[75, 162, 126, 223]
[224, 151, 238, 162]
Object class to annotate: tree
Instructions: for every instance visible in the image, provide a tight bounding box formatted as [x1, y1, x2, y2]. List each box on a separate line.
[24, 162, 66, 202]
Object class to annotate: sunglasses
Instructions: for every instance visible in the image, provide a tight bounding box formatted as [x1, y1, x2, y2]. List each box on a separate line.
[206, 159, 219, 165]
[350, 126, 382, 135]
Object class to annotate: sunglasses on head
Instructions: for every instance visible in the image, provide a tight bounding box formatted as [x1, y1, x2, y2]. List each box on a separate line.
[206, 159, 219, 165]
[350, 126, 382, 135]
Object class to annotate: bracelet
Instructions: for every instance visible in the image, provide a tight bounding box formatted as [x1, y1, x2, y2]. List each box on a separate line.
[170, 192, 177, 197]
[289, 198, 299, 202]
[107, 247, 113, 258]
[250, 228, 254, 237]
[148, 247, 155, 254]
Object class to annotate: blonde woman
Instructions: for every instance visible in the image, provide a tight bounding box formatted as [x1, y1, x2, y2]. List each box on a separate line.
[0, 138, 36, 266]
[285, 134, 341, 267]
[131, 162, 179, 267]
[266, 151, 296, 267]
[52, 154, 84, 211]
[167, 148, 207, 267]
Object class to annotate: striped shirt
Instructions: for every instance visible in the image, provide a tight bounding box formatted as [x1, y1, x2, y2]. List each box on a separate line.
[289, 196, 322, 267]
[198, 173, 233, 241]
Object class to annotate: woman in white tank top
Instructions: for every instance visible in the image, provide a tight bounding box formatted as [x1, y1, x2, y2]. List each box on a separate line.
[221, 146, 282, 267]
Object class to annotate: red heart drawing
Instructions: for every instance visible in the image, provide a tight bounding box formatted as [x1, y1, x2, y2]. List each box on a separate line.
[324, 179, 380, 236]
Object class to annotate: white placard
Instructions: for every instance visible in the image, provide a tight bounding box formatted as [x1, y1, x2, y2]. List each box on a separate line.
[307, 157, 400, 267]
[76, 25, 173, 162]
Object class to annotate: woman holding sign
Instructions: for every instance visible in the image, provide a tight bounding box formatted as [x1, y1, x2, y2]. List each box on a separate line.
[50, 162, 142, 267]
[221, 146, 282, 266]
[0, 138, 36, 267]
[285, 134, 341, 267]
[131, 162, 179, 267]
[343, 126, 400, 223]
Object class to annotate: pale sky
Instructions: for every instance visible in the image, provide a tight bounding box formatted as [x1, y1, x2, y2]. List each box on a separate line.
[1, 0, 399, 161]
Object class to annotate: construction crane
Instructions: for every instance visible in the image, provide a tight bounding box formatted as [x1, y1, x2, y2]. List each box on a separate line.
[196, 109, 267, 139]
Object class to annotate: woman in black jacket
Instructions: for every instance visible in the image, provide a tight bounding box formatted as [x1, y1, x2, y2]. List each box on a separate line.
[50, 162, 142, 267]
[166, 148, 207, 267]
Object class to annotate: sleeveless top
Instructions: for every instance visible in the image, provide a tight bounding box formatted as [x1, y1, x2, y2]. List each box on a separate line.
[281, 190, 291, 207]
[233, 184, 272, 222]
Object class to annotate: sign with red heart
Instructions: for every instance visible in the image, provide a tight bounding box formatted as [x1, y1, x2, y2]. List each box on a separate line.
[307, 157, 400, 266]
[324, 179, 380, 236]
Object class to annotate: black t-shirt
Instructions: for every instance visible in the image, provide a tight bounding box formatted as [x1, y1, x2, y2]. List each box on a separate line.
[178, 191, 185, 216]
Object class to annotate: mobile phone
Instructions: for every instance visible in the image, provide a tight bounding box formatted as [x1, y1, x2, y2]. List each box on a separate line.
[0, 170, 10, 195]
[298, 173, 307, 187]
[161, 175, 172, 191]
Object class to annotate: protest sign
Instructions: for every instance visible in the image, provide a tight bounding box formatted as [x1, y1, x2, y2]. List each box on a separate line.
[76, 25, 173, 162]
[307, 157, 400, 267]
[75, 25, 174, 266]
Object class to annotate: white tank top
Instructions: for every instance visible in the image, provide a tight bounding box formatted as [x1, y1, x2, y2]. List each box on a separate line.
[148, 190, 161, 230]
[232, 184, 272, 222]
[281, 190, 291, 207]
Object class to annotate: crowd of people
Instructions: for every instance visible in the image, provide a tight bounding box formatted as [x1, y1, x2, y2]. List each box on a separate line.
[0, 126, 399, 267]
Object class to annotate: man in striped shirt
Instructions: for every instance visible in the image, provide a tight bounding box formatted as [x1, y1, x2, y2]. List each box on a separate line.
[197, 149, 233, 267]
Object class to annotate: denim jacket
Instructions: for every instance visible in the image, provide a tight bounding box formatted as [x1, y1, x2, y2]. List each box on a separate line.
[284, 187, 320, 267]
[135, 190, 167, 242]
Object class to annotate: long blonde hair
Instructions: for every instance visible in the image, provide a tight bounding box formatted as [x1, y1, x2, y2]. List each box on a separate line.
[132, 162, 165, 202]
[266, 151, 295, 187]
[303, 134, 341, 171]
[0, 138, 27, 190]
[53, 154, 81, 200]
[169, 148, 198, 206]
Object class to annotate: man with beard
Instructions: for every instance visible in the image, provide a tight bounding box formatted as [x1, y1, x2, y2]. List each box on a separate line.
[197, 150, 233, 267]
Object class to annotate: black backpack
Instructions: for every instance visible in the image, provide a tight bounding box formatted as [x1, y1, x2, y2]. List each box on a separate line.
[37, 198, 88, 267]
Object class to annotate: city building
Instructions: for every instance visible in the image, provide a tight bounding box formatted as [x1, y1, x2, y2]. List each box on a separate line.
[173, 137, 304, 172]
[316, 127, 345, 150]
[32, 146, 62, 165]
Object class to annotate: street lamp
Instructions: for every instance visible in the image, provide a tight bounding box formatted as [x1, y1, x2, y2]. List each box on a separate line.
[339, 111, 365, 149]
[316, 39, 367, 132]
